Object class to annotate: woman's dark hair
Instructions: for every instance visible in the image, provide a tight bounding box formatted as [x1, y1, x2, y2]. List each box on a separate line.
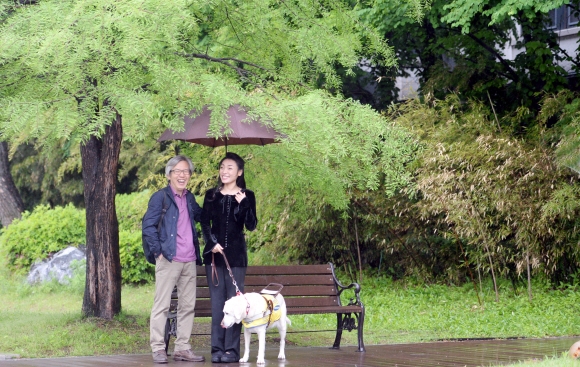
[212, 152, 246, 199]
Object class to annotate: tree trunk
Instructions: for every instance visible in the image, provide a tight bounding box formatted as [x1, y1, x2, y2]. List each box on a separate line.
[0, 141, 25, 227]
[80, 112, 122, 319]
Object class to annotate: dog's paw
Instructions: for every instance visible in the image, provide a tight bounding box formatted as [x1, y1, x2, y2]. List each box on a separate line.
[256, 358, 266, 364]
[239, 358, 249, 364]
[278, 353, 286, 360]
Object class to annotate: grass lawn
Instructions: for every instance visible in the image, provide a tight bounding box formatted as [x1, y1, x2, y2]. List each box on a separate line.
[500, 356, 578, 367]
[0, 269, 579, 362]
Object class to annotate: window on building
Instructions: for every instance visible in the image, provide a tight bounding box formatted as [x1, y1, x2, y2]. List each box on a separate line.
[570, 5, 580, 27]
[549, 4, 580, 30]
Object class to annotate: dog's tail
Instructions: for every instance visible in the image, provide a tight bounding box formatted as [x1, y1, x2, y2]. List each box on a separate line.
[286, 317, 292, 326]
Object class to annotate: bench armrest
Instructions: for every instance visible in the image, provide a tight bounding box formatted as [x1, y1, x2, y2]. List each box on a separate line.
[328, 262, 363, 307]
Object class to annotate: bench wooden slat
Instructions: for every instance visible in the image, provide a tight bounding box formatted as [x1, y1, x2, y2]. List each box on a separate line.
[246, 265, 333, 275]
[287, 305, 363, 315]
[245, 285, 337, 297]
[195, 286, 338, 298]
[193, 304, 363, 317]
[193, 306, 363, 318]
[196, 264, 333, 276]
[196, 274, 335, 287]
[285, 296, 339, 308]
[196, 287, 337, 302]
[196, 289, 210, 299]
[244, 275, 335, 287]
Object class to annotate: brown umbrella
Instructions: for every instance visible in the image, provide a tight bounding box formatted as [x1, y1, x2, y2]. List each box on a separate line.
[158, 104, 281, 151]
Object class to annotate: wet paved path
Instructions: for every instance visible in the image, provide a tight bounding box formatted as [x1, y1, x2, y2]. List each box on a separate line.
[0, 337, 577, 367]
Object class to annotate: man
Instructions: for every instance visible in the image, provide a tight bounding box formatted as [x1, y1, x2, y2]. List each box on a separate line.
[142, 155, 205, 364]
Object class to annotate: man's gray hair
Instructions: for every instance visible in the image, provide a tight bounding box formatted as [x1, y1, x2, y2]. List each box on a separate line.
[165, 155, 194, 177]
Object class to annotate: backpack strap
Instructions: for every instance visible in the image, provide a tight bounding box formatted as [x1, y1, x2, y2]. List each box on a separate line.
[156, 190, 170, 232]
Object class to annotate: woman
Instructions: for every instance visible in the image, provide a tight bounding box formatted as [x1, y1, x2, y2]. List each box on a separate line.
[200, 152, 258, 364]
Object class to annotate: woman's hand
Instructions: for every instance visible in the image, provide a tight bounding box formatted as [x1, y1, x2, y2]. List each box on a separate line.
[234, 190, 246, 203]
[212, 244, 224, 253]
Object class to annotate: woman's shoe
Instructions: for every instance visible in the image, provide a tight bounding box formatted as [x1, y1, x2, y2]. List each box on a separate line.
[220, 352, 238, 363]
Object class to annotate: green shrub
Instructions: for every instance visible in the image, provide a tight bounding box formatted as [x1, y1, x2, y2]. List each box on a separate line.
[0, 204, 86, 274]
[119, 230, 154, 284]
[116, 190, 155, 284]
[116, 190, 150, 232]
[0, 191, 155, 284]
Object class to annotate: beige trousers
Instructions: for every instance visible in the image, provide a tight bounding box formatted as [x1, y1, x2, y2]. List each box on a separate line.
[150, 257, 197, 352]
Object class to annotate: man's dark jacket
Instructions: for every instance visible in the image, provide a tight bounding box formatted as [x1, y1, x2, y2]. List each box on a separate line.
[142, 186, 203, 264]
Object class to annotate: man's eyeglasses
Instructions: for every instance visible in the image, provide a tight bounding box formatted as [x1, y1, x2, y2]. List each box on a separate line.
[170, 169, 192, 176]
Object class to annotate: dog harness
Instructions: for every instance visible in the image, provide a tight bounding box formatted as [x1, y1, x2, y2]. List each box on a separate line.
[242, 294, 282, 329]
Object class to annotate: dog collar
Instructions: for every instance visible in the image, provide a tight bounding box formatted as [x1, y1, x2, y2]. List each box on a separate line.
[244, 294, 250, 317]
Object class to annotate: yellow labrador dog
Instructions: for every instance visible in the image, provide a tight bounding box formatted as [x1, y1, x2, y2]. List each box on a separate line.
[221, 292, 291, 364]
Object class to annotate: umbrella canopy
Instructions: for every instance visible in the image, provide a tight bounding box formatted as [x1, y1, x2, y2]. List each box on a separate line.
[158, 105, 281, 150]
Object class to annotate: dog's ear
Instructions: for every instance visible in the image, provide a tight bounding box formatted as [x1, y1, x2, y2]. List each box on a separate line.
[232, 295, 245, 321]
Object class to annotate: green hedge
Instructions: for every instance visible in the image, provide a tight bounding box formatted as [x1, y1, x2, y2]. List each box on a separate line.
[116, 190, 154, 284]
[0, 204, 86, 272]
[0, 190, 154, 284]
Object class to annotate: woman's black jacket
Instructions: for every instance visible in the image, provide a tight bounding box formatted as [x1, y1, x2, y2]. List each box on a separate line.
[200, 189, 257, 267]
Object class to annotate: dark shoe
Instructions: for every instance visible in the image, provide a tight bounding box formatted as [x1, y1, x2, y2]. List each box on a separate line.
[211, 355, 222, 363]
[220, 352, 238, 363]
[174, 349, 205, 362]
[152, 349, 168, 364]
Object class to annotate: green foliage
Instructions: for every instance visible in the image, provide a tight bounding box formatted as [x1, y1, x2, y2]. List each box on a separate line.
[119, 230, 153, 284]
[238, 100, 418, 270]
[116, 191, 154, 284]
[540, 91, 580, 173]
[0, 191, 155, 283]
[8, 135, 170, 210]
[441, 0, 568, 33]
[260, 93, 580, 287]
[388, 95, 580, 284]
[0, 2, 413, 289]
[0, 204, 85, 272]
[0, 0, 397, 148]
[357, 0, 572, 119]
[116, 190, 150, 233]
[8, 142, 84, 210]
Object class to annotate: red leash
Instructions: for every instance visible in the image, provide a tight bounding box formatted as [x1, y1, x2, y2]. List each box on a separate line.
[211, 250, 242, 296]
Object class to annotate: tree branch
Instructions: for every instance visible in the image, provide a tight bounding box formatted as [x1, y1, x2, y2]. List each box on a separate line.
[180, 52, 287, 100]
[180, 52, 271, 73]
[464, 32, 520, 83]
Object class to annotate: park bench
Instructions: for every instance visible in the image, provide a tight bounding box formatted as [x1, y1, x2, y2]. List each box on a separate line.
[164, 263, 365, 353]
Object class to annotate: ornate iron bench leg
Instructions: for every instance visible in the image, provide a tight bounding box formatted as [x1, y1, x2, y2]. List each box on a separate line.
[164, 316, 177, 354]
[356, 309, 366, 352]
[164, 318, 172, 353]
[163, 319, 171, 353]
[332, 313, 344, 349]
